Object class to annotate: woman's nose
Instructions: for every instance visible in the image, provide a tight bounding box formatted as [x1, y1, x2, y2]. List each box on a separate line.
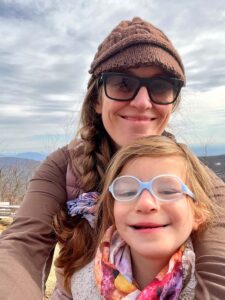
[134, 189, 160, 213]
[130, 86, 153, 109]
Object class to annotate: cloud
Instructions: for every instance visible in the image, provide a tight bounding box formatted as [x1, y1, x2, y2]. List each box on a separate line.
[0, 0, 224, 152]
[170, 85, 225, 147]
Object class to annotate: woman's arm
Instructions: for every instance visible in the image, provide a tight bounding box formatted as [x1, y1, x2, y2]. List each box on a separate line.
[194, 171, 225, 300]
[0, 146, 69, 299]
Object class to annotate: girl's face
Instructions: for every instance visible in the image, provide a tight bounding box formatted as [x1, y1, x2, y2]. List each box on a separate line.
[113, 155, 197, 265]
[95, 66, 174, 148]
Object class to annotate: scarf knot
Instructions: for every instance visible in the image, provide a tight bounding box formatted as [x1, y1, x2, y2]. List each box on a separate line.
[95, 226, 196, 299]
[67, 192, 99, 228]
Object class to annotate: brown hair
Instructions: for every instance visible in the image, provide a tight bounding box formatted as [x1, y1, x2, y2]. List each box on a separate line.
[96, 135, 215, 244]
[54, 17, 187, 290]
[53, 79, 116, 290]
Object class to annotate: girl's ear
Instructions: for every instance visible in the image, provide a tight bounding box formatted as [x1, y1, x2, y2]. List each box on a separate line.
[192, 215, 206, 231]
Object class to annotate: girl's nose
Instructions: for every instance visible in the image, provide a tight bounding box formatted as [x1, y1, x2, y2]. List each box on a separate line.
[130, 86, 153, 109]
[134, 190, 160, 213]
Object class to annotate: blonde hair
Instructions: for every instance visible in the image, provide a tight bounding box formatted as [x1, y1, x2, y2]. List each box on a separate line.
[97, 135, 215, 243]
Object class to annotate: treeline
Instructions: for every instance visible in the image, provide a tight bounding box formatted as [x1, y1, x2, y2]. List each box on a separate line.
[0, 163, 39, 205]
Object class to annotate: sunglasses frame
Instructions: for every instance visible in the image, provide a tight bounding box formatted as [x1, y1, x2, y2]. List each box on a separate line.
[109, 174, 195, 203]
[98, 72, 184, 104]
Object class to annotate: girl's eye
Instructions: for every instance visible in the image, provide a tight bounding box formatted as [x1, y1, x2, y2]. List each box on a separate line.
[159, 189, 180, 195]
[156, 189, 182, 200]
[118, 190, 137, 197]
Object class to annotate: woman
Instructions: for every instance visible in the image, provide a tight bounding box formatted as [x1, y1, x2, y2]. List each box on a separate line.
[0, 17, 224, 300]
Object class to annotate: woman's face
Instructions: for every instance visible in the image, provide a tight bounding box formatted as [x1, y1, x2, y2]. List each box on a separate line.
[113, 155, 196, 265]
[95, 66, 174, 147]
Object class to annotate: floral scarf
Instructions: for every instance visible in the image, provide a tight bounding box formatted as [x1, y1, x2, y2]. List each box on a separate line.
[95, 226, 196, 300]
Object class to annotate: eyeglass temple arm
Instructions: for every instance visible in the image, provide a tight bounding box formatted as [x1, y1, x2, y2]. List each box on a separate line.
[97, 75, 103, 89]
[182, 184, 196, 201]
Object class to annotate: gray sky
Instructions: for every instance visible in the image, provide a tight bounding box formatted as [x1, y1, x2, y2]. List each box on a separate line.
[0, 0, 225, 154]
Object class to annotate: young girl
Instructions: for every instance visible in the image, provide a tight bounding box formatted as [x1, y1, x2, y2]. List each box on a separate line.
[63, 136, 215, 299]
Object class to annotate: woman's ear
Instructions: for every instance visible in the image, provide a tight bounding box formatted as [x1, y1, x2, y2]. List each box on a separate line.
[95, 88, 102, 114]
[95, 101, 102, 114]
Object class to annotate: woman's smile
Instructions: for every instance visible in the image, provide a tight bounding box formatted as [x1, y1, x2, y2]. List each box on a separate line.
[95, 66, 173, 147]
[120, 114, 157, 122]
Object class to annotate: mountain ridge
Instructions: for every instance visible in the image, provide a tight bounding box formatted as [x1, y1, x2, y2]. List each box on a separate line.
[0, 152, 46, 162]
[0, 153, 224, 182]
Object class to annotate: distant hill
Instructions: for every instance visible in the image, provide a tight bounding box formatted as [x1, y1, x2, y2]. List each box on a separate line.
[0, 153, 224, 205]
[0, 157, 40, 181]
[0, 153, 224, 180]
[14, 152, 46, 161]
[0, 157, 41, 204]
[0, 152, 46, 162]
[191, 145, 225, 156]
[0, 157, 40, 168]
[199, 154, 225, 182]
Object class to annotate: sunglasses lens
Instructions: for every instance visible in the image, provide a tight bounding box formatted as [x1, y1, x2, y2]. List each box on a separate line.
[149, 78, 179, 104]
[105, 75, 139, 100]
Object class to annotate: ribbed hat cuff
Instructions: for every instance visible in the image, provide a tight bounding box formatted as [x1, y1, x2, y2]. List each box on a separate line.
[88, 44, 185, 88]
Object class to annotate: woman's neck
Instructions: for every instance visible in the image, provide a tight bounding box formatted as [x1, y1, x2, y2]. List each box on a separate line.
[130, 250, 169, 290]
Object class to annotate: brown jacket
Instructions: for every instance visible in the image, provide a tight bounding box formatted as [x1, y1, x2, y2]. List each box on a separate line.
[0, 145, 225, 300]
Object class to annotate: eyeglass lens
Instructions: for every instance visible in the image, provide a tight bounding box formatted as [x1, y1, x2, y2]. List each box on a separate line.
[112, 176, 184, 202]
[104, 74, 181, 104]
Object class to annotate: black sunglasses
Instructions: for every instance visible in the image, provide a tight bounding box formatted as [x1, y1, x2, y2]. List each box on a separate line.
[98, 72, 184, 104]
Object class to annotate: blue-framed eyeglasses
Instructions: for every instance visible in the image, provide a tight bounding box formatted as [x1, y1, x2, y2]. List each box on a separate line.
[109, 174, 195, 202]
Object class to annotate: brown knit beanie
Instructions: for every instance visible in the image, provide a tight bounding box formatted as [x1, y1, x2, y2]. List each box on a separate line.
[88, 17, 185, 87]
